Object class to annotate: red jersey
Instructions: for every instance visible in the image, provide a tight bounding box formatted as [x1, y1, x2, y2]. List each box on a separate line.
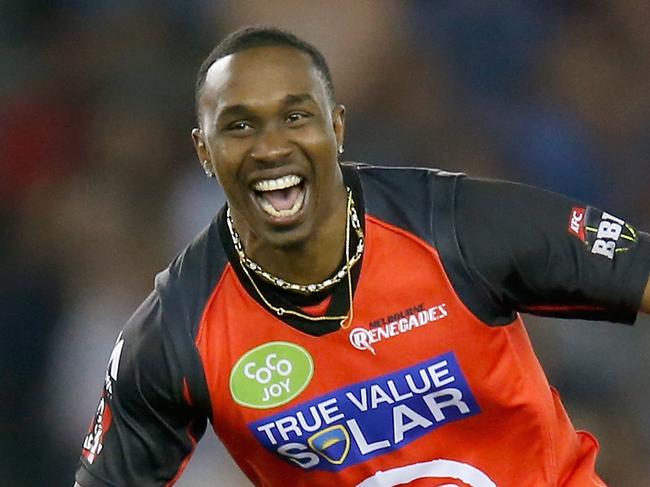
[76, 164, 650, 486]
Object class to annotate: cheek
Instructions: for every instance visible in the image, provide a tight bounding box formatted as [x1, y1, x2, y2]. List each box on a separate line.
[300, 125, 337, 157]
[211, 141, 249, 178]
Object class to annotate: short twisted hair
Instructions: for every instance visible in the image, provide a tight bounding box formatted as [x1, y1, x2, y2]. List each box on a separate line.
[195, 26, 335, 120]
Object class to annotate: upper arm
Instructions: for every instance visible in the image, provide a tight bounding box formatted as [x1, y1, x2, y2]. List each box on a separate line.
[74, 292, 207, 487]
[453, 177, 650, 324]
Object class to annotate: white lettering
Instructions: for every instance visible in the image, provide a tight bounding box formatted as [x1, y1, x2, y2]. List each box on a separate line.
[388, 322, 398, 336]
[386, 380, 413, 402]
[244, 362, 257, 380]
[107, 332, 124, 382]
[417, 311, 429, 325]
[427, 360, 455, 388]
[591, 239, 615, 259]
[428, 307, 438, 321]
[398, 318, 408, 332]
[257, 422, 278, 445]
[409, 315, 419, 329]
[570, 210, 583, 233]
[423, 388, 470, 422]
[276, 416, 301, 441]
[597, 221, 622, 241]
[405, 369, 431, 394]
[602, 211, 625, 225]
[277, 443, 319, 469]
[369, 329, 380, 343]
[346, 389, 368, 412]
[377, 327, 390, 340]
[438, 304, 448, 318]
[276, 359, 292, 376]
[318, 397, 344, 423]
[256, 367, 272, 384]
[393, 404, 433, 443]
[370, 384, 394, 408]
[268, 383, 282, 397]
[265, 353, 278, 370]
[357, 458, 497, 487]
[279, 378, 290, 393]
[296, 407, 322, 432]
[347, 418, 391, 454]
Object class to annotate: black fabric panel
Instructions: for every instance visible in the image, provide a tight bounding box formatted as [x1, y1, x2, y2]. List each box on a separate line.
[155, 220, 229, 419]
[357, 164, 515, 325]
[357, 164, 438, 243]
[75, 468, 114, 487]
[76, 294, 206, 486]
[454, 177, 650, 324]
[431, 174, 517, 325]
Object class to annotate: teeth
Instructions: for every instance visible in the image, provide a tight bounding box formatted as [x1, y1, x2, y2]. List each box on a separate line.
[253, 174, 302, 192]
[258, 189, 305, 218]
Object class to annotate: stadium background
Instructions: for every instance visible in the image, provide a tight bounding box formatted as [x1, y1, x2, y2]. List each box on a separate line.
[1, 1, 649, 485]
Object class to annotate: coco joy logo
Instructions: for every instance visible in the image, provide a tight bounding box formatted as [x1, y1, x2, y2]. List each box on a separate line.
[230, 341, 314, 409]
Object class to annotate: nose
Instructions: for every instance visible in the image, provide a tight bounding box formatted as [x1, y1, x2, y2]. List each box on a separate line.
[250, 125, 292, 163]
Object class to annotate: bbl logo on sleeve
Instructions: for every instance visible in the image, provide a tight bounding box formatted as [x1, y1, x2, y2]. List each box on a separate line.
[568, 206, 638, 259]
[230, 341, 314, 409]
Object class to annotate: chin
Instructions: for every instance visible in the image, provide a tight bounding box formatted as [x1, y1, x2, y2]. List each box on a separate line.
[262, 225, 314, 250]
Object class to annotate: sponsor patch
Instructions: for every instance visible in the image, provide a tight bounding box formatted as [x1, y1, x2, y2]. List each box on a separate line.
[568, 207, 586, 241]
[569, 207, 638, 259]
[250, 352, 480, 472]
[82, 331, 124, 464]
[350, 303, 448, 354]
[230, 341, 314, 409]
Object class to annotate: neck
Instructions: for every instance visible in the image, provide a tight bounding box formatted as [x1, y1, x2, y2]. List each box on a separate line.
[234, 184, 349, 285]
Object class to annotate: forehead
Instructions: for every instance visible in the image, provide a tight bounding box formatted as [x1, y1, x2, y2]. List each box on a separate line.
[200, 46, 328, 118]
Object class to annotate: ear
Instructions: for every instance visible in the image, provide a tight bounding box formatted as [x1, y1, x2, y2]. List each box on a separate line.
[192, 128, 216, 178]
[332, 104, 346, 149]
[191, 128, 209, 163]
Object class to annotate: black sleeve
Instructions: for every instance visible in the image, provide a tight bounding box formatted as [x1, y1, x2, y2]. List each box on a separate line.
[452, 177, 650, 325]
[75, 292, 207, 487]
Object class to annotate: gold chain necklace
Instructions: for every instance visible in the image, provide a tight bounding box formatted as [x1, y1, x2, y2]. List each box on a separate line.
[226, 189, 359, 328]
[227, 189, 364, 294]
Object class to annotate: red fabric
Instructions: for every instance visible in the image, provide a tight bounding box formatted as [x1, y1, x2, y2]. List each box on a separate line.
[299, 295, 333, 316]
[195, 215, 607, 486]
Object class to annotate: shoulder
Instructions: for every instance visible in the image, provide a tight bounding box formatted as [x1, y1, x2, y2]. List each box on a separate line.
[153, 212, 229, 338]
[125, 214, 228, 416]
[345, 162, 464, 244]
[351, 162, 462, 190]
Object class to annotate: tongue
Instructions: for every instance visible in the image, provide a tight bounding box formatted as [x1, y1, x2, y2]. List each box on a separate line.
[261, 186, 301, 211]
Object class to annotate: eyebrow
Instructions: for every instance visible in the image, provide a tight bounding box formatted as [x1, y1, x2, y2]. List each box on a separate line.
[282, 93, 317, 106]
[216, 93, 318, 122]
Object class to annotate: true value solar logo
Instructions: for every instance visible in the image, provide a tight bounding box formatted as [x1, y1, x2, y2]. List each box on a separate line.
[249, 352, 480, 471]
[230, 341, 314, 409]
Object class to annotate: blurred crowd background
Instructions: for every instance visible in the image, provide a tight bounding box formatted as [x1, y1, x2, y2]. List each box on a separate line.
[1, 1, 649, 486]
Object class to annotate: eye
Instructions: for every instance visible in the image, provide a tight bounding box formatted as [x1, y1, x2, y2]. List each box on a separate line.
[286, 112, 310, 125]
[226, 121, 253, 132]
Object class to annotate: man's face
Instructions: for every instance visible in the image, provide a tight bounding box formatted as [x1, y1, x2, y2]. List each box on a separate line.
[193, 46, 345, 249]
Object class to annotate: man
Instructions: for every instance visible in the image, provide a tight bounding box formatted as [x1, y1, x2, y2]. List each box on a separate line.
[75, 26, 650, 486]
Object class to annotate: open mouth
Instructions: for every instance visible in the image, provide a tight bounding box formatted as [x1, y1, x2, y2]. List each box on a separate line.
[252, 174, 306, 218]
